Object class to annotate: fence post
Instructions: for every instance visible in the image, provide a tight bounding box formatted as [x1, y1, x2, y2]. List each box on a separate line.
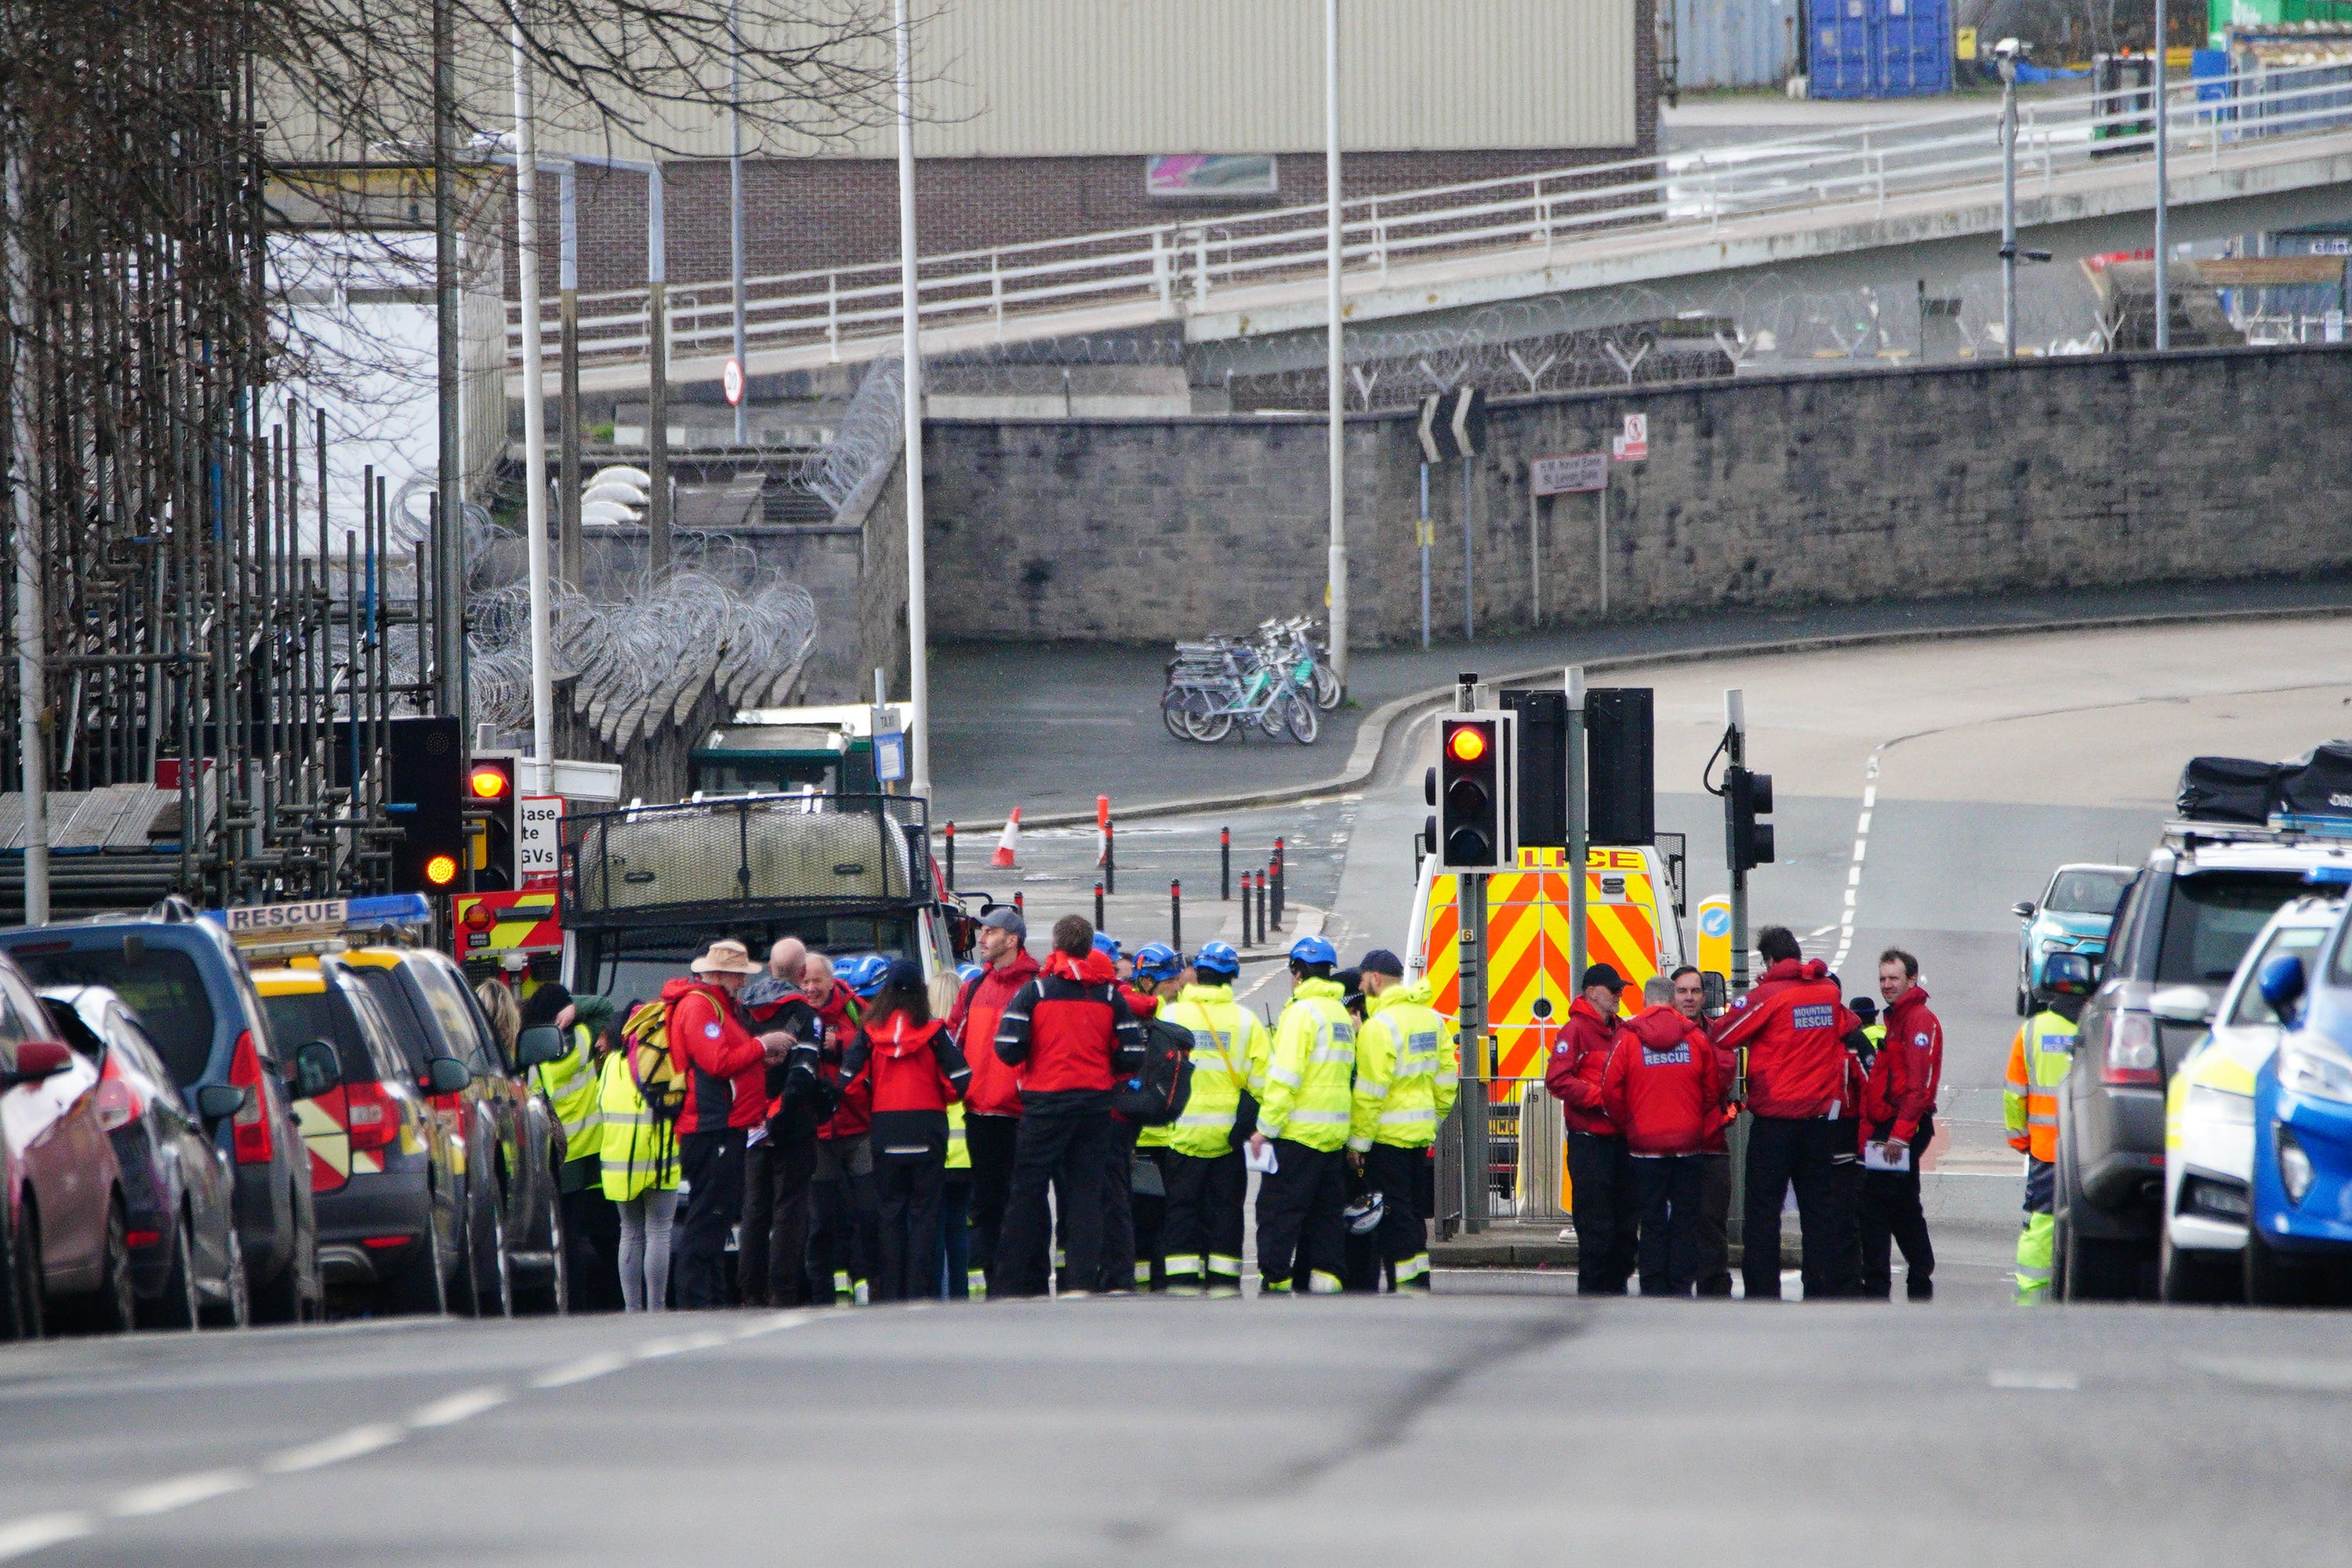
[1220, 826, 1231, 901]
[1171, 879, 1181, 952]
[1094, 881, 1105, 932]
[1153, 229, 1171, 310]
[826, 271, 840, 362]
[990, 251, 1004, 338]
[943, 822, 955, 890]
[1194, 228, 1209, 303]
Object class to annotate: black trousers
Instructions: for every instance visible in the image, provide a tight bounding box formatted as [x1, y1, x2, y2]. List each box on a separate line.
[1696, 1150, 1733, 1298]
[1633, 1154, 1705, 1297]
[1254, 1139, 1346, 1291]
[558, 1172, 625, 1313]
[1860, 1112, 1936, 1299]
[1743, 1114, 1853, 1301]
[1097, 1117, 1141, 1292]
[674, 1127, 745, 1309]
[808, 1134, 880, 1304]
[870, 1110, 948, 1302]
[1364, 1142, 1434, 1288]
[1566, 1130, 1638, 1295]
[1131, 1147, 1167, 1290]
[740, 1116, 818, 1308]
[964, 1112, 1020, 1294]
[1160, 1148, 1247, 1287]
[995, 1107, 1112, 1298]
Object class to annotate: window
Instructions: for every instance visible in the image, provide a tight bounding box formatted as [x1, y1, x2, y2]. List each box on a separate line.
[2158, 873, 2308, 986]
[345, 967, 437, 1078]
[2234, 924, 2330, 1025]
[408, 959, 503, 1076]
[2046, 868, 2133, 916]
[12, 946, 216, 1086]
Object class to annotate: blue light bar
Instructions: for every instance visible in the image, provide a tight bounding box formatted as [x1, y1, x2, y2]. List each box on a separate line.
[345, 894, 433, 926]
[2304, 864, 2352, 887]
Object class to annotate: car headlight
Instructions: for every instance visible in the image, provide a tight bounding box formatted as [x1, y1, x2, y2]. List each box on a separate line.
[2277, 1124, 2316, 1204]
[2187, 1083, 2256, 1127]
[2278, 1036, 2352, 1105]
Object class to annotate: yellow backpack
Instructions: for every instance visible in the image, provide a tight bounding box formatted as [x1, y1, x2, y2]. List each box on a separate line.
[620, 999, 688, 1125]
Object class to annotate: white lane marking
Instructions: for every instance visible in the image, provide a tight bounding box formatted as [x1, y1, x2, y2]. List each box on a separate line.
[2188, 1356, 2352, 1393]
[109, 1471, 252, 1519]
[532, 1350, 632, 1388]
[1991, 1369, 2078, 1391]
[634, 1328, 728, 1360]
[408, 1386, 509, 1429]
[733, 1314, 808, 1341]
[1831, 752, 1884, 971]
[262, 1422, 404, 1475]
[0, 1514, 93, 1562]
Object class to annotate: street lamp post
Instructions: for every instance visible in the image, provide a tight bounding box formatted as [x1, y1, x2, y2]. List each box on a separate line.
[511, 31, 554, 793]
[2154, 0, 2172, 350]
[2000, 49, 2018, 360]
[1323, 0, 1349, 694]
[728, 0, 750, 444]
[894, 0, 931, 799]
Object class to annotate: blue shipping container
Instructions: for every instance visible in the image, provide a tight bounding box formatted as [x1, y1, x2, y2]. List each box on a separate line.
[1807, 0, 1952, 96]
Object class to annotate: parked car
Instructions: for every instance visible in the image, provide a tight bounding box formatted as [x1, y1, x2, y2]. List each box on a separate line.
[39, 985, 249, 1329]
[0, 948, 132, 1338]
[2013, 863, 2135, 1015]
[251, 964, 465, 1316]
[2155, 893, 2339, 1303]
[2054, 826, 2352, 1300]
[333, 947, 565, 1316]
[2244, 883, 2352, 1305]
[0, 913, 326, 1323]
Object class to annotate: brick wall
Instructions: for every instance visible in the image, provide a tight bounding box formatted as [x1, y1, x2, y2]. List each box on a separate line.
[899, 345, 2352, 649]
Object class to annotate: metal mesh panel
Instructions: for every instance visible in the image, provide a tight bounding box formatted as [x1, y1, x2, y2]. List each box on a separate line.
[562, 794, 928, 925]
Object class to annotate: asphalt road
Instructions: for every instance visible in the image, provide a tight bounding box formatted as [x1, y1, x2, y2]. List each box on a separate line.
[9, 612, 2352, 1563]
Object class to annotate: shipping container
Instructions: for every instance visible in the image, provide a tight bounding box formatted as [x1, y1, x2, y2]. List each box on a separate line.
[1806, 0, 1953, 96]
[1671, 0, 1801, 89]
[2209, 0, 2352, 48]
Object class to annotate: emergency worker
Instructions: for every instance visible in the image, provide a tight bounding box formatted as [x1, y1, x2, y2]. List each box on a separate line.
[2005, 953, 2087, 1303]
[1860, 947, 1943, 1301]
[1715, 926, 1869, 1301]
[1546, 964, 1635, 1295]
[935, 967, 978, 1299]
[1347, 949, 1456, 1290]
[1250, 935, 1356, 1296]
[740, 940, 829, 1308]
[842, 958, 970, 1302]
[1671, 965, 1735, 1297]
[807, 953, 880, 1305]
[1125, 943, 1187, 1290]
[1094, 935, 1163, 1293]
[948, 909, 1040, 1297]
[1156, 942, 1266, 1295]
[663, 939, 792, 1308]
[525, 984, 622, 1312]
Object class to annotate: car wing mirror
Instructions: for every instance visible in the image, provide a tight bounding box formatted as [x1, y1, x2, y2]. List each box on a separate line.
[2148, 985, 2215, 1026]
[194, 1083, 249, 1122]
[4, 1039, 72, 1088]
[2258, 954, 2307, 1023]
[2011, 901, 2036, 920]
[1700, 971, 1728, 1016]
[426, 1056, 473, 1095]
[515, 1025, 568, 1069]
[292, 1040, 341, 1102]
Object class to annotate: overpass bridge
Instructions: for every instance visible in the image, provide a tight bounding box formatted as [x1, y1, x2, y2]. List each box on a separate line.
[514, 64, 2352, 396]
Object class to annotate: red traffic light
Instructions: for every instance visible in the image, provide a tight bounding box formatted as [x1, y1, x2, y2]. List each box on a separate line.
[1447, 725, 1489, 764]
[469, 764, 512, 801]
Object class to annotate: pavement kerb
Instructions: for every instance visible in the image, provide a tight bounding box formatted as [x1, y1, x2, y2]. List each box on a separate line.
[951, 598, 2352, 834]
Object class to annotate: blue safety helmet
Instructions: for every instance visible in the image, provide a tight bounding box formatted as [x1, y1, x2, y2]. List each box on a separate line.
[1289, 935, 1338, 967]
[838, 954, 890, 1000]
[1092, 932, 1123, 961]
[1133, 942, 1182, 982]
[1192, 941, 1240, 979]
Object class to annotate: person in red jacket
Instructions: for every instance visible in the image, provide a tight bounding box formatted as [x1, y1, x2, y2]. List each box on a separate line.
[1544, 963, 1635, 1296]
[803, 952, 877, 1305]
[1715, 927, 1870, 1302]
[991, 914, 1145, 1298]
[663, 938, 793, 1309]
[1602, 976, 1729, 1296]
[947, 908, 1039, 1295]
[843, 958, 970, 1301]
[1860, 947, 1943, 1301]
[1671, 964, 1737, 1296]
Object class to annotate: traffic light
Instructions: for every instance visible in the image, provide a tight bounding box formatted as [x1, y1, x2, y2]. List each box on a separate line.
[1726, 764, 1775, 873]
[386, 717, 464, 895]
[1436, 712, 1515, 872]
[1584, 688, 1656, 847]
[466, 753, 520, 892]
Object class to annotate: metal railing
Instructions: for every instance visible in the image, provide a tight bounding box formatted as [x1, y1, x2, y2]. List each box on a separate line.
[512, 61, 2352, 377]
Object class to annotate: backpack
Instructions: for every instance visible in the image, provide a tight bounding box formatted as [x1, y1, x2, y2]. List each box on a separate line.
[620, 998, 688, 1126]
[1113, 1014, 1196, 1127]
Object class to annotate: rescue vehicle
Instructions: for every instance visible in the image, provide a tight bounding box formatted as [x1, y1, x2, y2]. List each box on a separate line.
[1406, 842, 1690, 1217]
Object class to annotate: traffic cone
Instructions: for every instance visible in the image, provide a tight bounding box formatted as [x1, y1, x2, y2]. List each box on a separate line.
[992, 808, 1022, 869]
[1095, 795, 1111, 866]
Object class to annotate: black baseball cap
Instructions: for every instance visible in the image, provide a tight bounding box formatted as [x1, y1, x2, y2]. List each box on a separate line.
[1359, 949, 1406, 978]
[1581, 963, 1624, 991]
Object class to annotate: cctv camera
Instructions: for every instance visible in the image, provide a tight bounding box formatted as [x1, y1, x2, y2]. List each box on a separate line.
[1992, 36, 2028, 56]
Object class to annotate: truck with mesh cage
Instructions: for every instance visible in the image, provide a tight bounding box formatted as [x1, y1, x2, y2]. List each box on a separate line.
[557, 793, 969, 1008]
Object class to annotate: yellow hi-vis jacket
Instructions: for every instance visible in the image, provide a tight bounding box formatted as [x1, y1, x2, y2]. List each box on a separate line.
[1348, 978, 1457, 1152]
[597, 1047, 679, 1203]
[2004, 1009, 2075, 1163]
[1156, 983, 1272, 1160]
[1256, 978, 1357, 1152]
[946, 1102, 970, 1171]
[533, 1022, 604, 1166]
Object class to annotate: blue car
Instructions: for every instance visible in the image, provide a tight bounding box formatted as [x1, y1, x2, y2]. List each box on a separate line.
[2012, 863, 2135, 1016]
[2246, 882, 2352, 1305]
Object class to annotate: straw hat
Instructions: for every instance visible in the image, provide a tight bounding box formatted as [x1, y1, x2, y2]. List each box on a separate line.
[690, 938, 757, 976]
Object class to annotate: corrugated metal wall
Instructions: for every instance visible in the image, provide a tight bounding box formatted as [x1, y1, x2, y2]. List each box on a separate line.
[534, 0, 1636, 162]
[1671, 0, 1798, 88]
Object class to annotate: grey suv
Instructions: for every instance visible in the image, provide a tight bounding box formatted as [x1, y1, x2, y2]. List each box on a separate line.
[2055, 826, 2352, 1299]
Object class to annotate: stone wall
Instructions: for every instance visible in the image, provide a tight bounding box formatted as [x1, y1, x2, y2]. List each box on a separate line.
[915, 344, 2352, 648]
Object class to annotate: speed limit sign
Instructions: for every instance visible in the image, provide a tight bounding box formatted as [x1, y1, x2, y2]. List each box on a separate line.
[722, 357, 746, 407]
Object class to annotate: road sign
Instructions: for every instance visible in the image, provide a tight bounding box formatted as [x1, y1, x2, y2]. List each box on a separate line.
[452, 889, 562, 956]
[1417, 386, 1487, 463]
[722, 357, 745, 407]
[1531, 452, 1607, 496]
[1613, 413, 1648, 462]
[873, 729, 908, 786]
[517, 795, 563, 886]
[1696, 894, 1733, 978]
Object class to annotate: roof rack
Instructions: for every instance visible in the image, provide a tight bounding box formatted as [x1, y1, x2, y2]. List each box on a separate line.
[2161, 817, 2352, 852]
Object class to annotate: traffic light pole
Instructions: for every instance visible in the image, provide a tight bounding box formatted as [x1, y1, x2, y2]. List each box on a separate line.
[1454, 673, 1488, 1234]
[1726, 687, 1748, 998]
[1566, 665, 1588, 987]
